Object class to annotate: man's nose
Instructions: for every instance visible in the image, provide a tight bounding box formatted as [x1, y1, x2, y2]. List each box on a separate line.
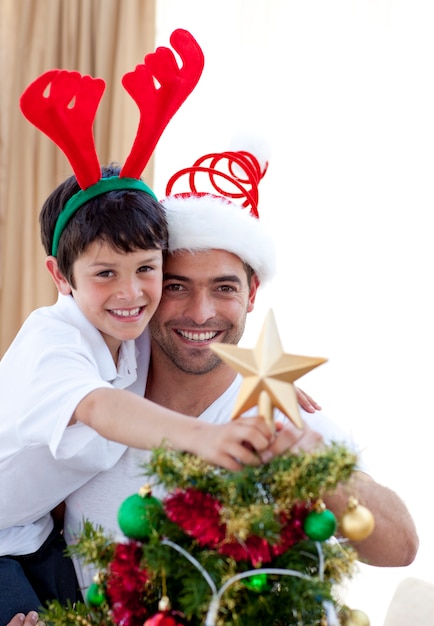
[184, 291, 216, 324]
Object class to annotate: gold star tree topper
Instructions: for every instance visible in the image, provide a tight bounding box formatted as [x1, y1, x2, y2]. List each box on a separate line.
[210, 309, 327, 430]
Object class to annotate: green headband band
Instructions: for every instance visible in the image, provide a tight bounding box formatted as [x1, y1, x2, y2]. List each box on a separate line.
[51, 176, 158, 256]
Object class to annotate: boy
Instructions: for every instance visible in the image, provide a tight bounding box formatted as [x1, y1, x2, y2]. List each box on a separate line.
[0, 165, 274, 622]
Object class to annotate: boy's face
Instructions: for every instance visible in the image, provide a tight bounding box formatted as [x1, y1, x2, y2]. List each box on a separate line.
[66, 240, 163, 361]
[149, 249, 259, 375]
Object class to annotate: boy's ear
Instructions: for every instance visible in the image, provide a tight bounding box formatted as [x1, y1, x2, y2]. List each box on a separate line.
[45, 256, 72, 295]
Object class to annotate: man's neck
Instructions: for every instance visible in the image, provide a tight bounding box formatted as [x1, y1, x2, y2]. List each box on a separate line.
[145, 345, 237, 417]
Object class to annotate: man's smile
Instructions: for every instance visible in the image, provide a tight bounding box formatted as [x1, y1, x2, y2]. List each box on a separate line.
[176, 329, 219, 342]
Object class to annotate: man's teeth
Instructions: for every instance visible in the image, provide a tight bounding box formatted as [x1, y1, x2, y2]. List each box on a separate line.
[179, 330, 218, 341]
[112, 307, 141, 317]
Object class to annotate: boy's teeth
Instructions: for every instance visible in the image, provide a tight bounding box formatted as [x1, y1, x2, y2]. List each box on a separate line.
[179, 330, 218, 341]
[112, 308, 140, 317]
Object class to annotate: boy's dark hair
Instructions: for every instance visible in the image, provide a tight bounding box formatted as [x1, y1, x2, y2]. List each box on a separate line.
[40, 164, 168, 287]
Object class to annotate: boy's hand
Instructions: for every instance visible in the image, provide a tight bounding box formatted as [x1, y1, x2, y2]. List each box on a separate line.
[188, 416, 275, 471]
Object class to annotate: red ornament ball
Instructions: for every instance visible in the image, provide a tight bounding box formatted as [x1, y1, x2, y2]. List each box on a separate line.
[143, 611, 185, 625]
[143, 596, 185, 625]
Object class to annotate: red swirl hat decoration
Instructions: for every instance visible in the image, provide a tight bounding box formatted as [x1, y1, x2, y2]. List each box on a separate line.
[165, 149, 268, 218]
[19, 28, 204, 256]
[162, 145, 277, 285]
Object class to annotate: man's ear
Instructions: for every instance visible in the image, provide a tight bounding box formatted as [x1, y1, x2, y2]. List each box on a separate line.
[247, 273, 260, 312]
[45, 256, 72, 295]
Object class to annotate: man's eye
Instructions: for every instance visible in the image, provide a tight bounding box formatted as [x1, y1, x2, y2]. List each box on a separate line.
[218, 285, 235, 292]
[165, 283, 184, 291]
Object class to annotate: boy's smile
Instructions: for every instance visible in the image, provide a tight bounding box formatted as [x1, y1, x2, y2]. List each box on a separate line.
[54, 240, 163, 362]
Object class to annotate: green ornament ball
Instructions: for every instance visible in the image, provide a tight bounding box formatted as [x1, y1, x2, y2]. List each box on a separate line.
[86, 581, 106, 606]
[118, 492, 163, 540]
[304, 507, 337, 541]
[243, 573, 270, 592]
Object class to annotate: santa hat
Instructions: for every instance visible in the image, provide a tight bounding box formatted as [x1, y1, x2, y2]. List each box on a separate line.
[161, 143, 276, 285]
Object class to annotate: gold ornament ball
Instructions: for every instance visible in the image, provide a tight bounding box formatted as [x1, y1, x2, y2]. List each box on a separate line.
[345, 609, 370, 626]
[340, 501, 375, 541]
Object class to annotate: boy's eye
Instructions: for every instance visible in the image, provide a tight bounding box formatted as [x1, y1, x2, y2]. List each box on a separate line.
[97, 270, 114, 278]
[138, 265, 152, 273]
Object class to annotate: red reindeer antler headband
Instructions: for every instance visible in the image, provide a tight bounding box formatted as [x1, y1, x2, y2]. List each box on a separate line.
[19, 28, 204, 256]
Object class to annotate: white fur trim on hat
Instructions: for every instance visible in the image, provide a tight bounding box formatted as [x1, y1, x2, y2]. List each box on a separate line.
[162, 194, 276, 285]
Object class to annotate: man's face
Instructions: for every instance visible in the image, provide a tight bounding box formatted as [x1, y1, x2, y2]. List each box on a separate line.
[69, 240, 163, 361]
[149, 249, 259, 374]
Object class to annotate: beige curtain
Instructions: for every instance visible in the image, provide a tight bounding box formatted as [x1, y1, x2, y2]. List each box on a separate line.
[0, 0, 156, 356]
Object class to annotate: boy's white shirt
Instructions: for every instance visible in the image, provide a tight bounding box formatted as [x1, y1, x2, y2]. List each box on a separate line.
[64, 373, 365, 595]
[0, 293, 150, 556]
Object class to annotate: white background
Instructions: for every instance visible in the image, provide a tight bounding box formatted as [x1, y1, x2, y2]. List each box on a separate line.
[154, 2, 434, 624]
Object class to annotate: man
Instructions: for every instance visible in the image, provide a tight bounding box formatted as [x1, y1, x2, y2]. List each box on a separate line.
[63, 147, 418, 598]
[145, 247, 418, 566]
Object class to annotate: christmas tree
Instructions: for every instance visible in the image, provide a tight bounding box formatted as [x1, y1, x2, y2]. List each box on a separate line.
[40, 311, 373, 626]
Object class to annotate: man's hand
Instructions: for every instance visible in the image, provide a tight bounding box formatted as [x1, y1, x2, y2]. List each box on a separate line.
[295, 386, 321, 413]
[260, 419, 324, 463]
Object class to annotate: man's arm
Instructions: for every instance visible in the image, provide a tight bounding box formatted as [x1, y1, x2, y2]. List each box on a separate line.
[324, 471, 419, 567]
[264, 421, 419, 567]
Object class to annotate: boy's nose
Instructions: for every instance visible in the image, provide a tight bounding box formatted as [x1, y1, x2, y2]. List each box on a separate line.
[117, 277, 143, 300]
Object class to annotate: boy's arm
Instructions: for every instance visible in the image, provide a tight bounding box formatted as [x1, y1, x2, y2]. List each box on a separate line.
[74, 387, 274, 471]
